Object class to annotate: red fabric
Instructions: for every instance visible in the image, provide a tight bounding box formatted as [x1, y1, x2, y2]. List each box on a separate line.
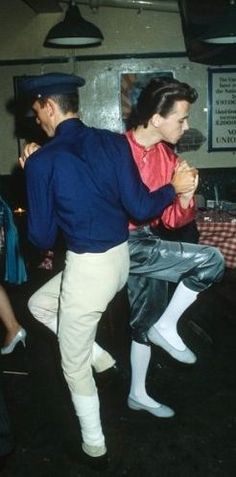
[125, 130, 196, 230]
[197, 220, 236, 269]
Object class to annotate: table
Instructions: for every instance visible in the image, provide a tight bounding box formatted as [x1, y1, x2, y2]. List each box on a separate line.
[197, 210, 236, 269]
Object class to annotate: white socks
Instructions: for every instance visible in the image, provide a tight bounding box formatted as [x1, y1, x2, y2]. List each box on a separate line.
[154, 281, 198, 351]
[129, 340, 161, 408]
[71, 392, 106, 457]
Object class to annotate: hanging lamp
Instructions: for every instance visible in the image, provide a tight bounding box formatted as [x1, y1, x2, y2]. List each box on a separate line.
[44, 1, 104, 48]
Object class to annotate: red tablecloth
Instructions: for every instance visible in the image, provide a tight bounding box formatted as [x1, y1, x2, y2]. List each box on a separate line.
[197, 213, 236, 269]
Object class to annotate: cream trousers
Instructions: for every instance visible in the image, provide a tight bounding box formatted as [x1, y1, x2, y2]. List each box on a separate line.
[29, 241, 129, 454]
[58, 242, 129, 396]
[28, 272, 116, 373]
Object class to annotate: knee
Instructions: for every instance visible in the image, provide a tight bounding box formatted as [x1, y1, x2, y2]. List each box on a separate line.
[208, 247, 225, 280]
[200, 246, 225, 283]
[185, 246, 225, 292]
[28, 292, 46, 318]
[61, 354, 95, 395]
[28, 294, 37, 315]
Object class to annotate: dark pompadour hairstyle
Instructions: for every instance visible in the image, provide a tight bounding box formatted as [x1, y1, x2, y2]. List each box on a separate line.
[126, 76, 198, 130]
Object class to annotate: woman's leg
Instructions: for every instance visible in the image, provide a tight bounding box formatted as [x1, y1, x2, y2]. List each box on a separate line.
[0, 285, 23, 347]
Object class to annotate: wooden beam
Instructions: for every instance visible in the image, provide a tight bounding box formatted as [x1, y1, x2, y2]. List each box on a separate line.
[22, 0, 62, 13]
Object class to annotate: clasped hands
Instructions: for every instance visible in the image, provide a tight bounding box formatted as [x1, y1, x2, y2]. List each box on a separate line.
[171, 160, 199, 196]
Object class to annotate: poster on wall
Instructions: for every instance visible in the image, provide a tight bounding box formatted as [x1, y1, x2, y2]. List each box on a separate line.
[120, 71, 173, 131]
[208, 68, 236, 151]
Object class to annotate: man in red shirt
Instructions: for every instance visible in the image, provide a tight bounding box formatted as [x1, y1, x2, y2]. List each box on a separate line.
[125, 77, 225, 418]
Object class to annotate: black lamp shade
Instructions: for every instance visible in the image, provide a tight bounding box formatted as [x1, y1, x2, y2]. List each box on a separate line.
[44, 3, 104, 48]
[201, 1, 236, 44]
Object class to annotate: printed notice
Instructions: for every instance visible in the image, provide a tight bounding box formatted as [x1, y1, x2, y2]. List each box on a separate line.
[208, 68, 236, 151]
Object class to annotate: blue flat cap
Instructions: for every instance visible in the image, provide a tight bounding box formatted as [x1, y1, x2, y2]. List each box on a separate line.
[19, 72, 85, 99]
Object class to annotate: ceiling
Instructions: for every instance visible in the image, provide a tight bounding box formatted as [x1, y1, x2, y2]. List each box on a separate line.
[21, 0, 62, 13]
[20, 1, 179, 14]
[21, 0, 236, 65]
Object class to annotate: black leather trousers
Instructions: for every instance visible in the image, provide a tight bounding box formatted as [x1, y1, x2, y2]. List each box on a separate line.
[128, 226, 225, 344]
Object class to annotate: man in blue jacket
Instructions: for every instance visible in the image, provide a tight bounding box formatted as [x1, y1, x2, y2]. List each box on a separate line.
[19, 72, 197, 469]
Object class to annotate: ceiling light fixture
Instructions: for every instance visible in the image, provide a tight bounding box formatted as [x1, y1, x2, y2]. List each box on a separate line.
[201, 0, 236, 44]
[44, 1, 104, 48]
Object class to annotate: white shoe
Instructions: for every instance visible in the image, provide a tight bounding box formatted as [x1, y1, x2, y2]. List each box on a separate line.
[147, 327, 196, 364]
[128, 396, 175, 418]
[1, 328, 27, 355]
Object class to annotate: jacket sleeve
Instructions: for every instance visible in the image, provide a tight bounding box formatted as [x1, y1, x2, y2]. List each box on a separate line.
[25, 156, 58, 250]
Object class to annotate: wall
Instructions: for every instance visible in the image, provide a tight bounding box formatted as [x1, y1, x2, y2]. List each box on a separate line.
[0, 0, 236, 176]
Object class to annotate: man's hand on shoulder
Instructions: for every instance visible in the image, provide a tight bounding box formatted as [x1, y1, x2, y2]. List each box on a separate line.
[19, 142, 41, 169]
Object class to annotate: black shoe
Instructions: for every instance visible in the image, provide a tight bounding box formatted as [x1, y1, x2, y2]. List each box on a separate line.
[65, 440, 109, 472]
[95, 364, 122, 390]
[80, 449, 109, 471]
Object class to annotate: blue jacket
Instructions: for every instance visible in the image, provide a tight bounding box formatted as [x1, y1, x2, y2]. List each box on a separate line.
[25, 119, 175, 253]
[0, 196, 27, 284]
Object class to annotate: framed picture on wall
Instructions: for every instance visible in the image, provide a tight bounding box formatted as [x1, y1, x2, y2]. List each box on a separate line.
[208, 68, 236, 151]
[120, 71, 173, 131]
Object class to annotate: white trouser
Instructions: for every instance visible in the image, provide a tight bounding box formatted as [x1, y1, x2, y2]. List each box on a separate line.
[28, 271, 115, 372]
[58, 242, 129, 454]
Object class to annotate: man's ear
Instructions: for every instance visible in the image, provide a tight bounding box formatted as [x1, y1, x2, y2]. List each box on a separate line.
[151, 113, 162, 128]
[45, 98, 56, 117]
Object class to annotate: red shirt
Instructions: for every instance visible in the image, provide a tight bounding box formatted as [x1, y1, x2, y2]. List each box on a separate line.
[125, 130, 196, 230]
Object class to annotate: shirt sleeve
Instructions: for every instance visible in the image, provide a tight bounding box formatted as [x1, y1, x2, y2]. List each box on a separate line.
[25, 155, 58, 250]
[159, 196, 196, 229]
[148, 150, 196, 229]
